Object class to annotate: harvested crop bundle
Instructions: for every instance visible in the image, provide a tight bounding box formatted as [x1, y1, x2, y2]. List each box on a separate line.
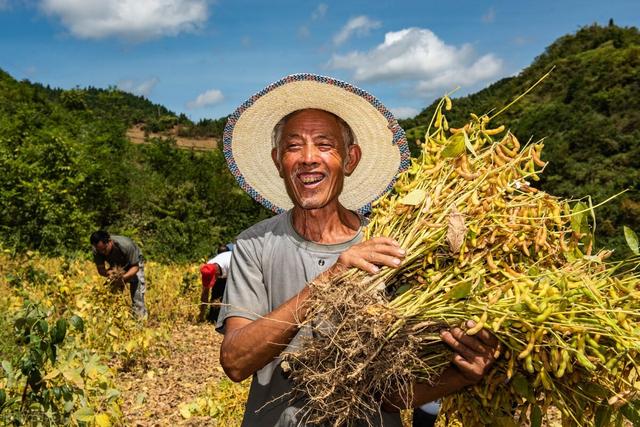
[282, 94, 640, 427]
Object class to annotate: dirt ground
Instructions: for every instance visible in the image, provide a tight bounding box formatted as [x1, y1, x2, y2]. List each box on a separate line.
[126, 125, 219, 151]
[118, 322, 225, 426]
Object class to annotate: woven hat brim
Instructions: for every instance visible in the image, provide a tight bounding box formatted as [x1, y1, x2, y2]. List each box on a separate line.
[224, 74, 410, 214]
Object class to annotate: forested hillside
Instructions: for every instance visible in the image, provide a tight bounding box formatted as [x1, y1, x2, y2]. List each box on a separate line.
[0, 70, 268, 262]
[1, 23, 638, 260]
[400, 22, 640, 257]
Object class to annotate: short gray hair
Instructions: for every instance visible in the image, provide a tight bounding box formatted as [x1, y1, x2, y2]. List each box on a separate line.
[271, 109, 356, 156]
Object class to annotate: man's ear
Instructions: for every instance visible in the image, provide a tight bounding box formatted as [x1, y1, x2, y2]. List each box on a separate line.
[271, 148, 284, 178]
[343, 144, 361, 176]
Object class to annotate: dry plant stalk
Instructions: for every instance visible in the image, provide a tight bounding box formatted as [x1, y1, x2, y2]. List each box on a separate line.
[282, 94, 640, 427]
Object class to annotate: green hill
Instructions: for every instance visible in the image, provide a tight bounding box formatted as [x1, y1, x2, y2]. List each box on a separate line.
[400, 22, 640, 258]
[0, 70, 268, 261]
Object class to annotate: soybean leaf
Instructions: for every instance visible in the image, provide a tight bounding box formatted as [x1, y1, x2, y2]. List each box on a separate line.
[463, 130, 477, 158]
[73, 406, 95, 423]
[530, 405, 543, 427]
[624, 226, 639, 256]
[394, 284, 411, 296]
[595, 404, 612, 427]
[571, 202, 588, 233]
[441, 134, 465, 158]
[69, 315, 84, 333]
[444, 281, 471, 300]
[95, 413, 112, 427]
[621, 401, 640, 426]
[510, 374, 533, 401]
[399, 189, 426, 206]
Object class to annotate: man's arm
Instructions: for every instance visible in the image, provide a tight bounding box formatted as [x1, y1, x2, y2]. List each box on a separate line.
[96, 263, 108, 277]
[220, 237, 405, 382]
[121, 265, 139, 282]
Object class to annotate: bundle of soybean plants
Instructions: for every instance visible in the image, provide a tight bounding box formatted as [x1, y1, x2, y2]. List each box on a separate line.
[282, 93, 640, 427]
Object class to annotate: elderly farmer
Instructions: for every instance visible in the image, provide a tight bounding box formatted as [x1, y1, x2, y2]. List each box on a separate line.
[198, 243, 233, 322]
[90, 230, 148, 318]
[216, 74, 499, 426]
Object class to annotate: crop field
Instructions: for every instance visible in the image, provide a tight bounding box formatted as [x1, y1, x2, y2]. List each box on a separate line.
[0, 252, 248, 426]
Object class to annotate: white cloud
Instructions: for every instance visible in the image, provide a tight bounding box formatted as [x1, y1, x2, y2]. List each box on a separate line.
[328, 27, 503, 96]
[415, 54, 502, 93]
[298, 25, 310, 39]
[333, 15, 381, 46]
[118, 77, 159, 97]
[40, 0, 209, 41]
[187, 89, 223, 109]
[311, 3, 327, 21]
[482, 7, 495, 24]
[390, 107, 419, 119]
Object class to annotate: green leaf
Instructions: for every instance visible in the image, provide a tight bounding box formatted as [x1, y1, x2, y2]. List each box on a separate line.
[0, 389, 6, 408]
[444, 281, 472, 300]
[621, 400, 640, 426]
[73, 406, 95, 423]
[595, 404, 612, 427]
[510, 374, 533, 401]
[394, 284, 411, 296]
[624, 226, 639, 256]
[441, 134, 465, 158]
[530, 405, 543, 427]
[69, 315, 84, 333]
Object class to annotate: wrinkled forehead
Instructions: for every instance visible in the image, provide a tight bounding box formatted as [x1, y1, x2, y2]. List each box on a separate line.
[280, 109, 343, 133]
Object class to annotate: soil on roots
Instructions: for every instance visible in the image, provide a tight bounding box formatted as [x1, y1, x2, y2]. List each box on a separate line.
[117, 322, 225, 426]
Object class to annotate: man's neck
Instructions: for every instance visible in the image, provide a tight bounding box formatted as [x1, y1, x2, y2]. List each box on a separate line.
[291, 203, 361, 244]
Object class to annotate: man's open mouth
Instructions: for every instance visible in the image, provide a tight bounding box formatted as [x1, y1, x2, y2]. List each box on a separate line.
[298, 173, 324, 186]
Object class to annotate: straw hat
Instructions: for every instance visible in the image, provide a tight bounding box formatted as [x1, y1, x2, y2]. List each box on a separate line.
[223, 73, 410, 214]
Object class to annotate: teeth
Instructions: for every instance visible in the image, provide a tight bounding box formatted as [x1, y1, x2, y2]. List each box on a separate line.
[300, 175, 323, 184]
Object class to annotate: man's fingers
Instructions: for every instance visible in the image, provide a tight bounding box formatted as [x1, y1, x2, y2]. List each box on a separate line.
[466, 320, 499, 347]
[448, 327, 490, 356]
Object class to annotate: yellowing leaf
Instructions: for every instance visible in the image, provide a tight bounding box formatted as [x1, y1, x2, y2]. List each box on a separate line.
[441, 133, 465, 158]
[95, 413, 112, 427]
[179, 404, 193, 419]
[399, 189, 427, 206]
[43, 368, 61, 381]
[624, 226, 639, 256]
[62, 367, 84, 388]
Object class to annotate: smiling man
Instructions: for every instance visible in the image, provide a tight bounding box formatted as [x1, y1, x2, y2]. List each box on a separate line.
[216, 74, 498, 426]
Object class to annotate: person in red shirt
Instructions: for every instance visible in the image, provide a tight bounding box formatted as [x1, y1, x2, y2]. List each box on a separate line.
[199, 243, 233, 322]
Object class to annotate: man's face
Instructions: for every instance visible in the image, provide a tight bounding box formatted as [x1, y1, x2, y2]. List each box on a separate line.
[94, 240, 112, 256]
[272, 109, 360, 211]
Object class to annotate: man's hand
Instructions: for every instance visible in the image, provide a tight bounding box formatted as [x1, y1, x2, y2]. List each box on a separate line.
[334, 237, 405, 274]
[440, 320, 500, 385]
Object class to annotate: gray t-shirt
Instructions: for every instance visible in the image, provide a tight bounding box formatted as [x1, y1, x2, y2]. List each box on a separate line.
[216, 211, 402, 427]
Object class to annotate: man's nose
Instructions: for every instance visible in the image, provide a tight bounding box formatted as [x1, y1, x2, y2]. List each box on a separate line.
[301, 143, 320, 163]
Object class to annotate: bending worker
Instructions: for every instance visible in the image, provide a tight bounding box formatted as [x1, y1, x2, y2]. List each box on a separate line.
[216, 74, 499, 426]
[90, 230, 148, 318]
[199, 243, 233, 322]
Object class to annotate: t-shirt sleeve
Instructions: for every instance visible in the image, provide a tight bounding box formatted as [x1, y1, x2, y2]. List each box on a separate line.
[216, 235, 268, 334]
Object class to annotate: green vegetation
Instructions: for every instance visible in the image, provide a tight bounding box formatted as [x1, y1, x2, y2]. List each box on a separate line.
[0, 69, 269, 262]
[400, 23, 640, 258]
[0, 23, 638, 261]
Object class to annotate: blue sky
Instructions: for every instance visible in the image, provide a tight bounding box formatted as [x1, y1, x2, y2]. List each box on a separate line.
[1, 0, 638, 121]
